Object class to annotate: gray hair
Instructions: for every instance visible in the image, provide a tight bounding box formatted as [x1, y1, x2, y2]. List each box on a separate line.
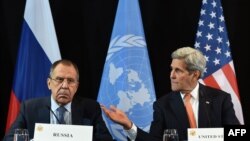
[171, 47, 206, 78]
[49, 59, 79, 81]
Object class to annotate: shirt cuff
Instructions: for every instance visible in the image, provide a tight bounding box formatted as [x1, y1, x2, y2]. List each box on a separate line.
[125, 122, 137, 141]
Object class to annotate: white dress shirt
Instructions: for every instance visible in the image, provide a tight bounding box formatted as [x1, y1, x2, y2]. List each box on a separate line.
[50, 96, 72, 124]
[180, 83, 199, 127]
[126, 83, 200, 139]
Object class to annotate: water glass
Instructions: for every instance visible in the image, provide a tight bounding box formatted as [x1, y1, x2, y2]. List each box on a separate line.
[14, 129, 29, 141]
[163, 129, 179, 141]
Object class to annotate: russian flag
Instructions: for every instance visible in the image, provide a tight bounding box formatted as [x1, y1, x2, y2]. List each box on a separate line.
[5, 0, 61, 132]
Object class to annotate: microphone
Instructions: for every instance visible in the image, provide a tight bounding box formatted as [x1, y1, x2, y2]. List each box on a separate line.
[200, 90, 211, 127]
[46, 105, 62, 124]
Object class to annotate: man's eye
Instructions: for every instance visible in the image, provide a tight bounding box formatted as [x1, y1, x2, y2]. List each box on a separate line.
[68, 79, 74, 83]
[56, 77, 64, 82]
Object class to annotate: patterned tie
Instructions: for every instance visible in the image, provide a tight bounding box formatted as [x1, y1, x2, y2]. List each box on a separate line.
[57, 106, 66, 124]
[184, 93, 197, 128]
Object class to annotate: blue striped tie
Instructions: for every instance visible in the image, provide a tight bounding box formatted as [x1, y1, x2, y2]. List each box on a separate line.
[57, 106, 66, 124]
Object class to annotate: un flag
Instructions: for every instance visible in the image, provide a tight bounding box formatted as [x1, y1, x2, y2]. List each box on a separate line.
[97, 0, 156, 140]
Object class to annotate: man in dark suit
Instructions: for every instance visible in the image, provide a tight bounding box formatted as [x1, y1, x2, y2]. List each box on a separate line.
[3, 59, 113, 141]
[101, 47, 240, 141]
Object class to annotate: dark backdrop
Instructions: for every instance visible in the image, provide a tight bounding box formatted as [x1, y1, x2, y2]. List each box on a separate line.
[1, 0, 249, 139]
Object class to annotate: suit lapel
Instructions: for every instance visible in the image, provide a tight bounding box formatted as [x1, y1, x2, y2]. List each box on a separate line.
[71, 98, 93, 125]
[71, 98, 83, 125]
[38, 97, 50, 123]
[198, 85, 212, 127]
[169, 92, 190, 128]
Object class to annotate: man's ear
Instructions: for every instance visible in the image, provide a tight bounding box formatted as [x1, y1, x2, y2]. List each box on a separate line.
[47, 78, 51, 90]
[193, 70, 201, 79]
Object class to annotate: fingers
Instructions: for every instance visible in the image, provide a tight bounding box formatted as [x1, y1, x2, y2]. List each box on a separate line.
[100, 104, 132, 129]
[100, 104, 116, 115]
[100, 104, 106, 111]
[100, 104, 109, 116]
[109, 105, 117, 112]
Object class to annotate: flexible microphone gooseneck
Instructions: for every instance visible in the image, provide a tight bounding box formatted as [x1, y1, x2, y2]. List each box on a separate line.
[46, 105, 62, 124]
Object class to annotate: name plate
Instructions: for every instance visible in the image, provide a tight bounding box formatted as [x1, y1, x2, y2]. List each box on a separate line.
[188, 128, 224, 141]
[34, 123, 93, 141]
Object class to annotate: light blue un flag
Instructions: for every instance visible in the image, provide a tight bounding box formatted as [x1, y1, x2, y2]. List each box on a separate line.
[97, 0, 156, 140]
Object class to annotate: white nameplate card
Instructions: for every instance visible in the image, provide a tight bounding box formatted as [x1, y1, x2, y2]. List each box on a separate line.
[34, 123, 93, 141]
[188, 128, 224, 141]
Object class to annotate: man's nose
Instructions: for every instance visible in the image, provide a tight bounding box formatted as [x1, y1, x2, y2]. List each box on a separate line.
[61, 79, 69, 88]
[170, 71, 176, 79]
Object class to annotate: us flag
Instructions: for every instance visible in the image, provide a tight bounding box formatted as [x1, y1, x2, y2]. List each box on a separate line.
[194, 0, 244, 124]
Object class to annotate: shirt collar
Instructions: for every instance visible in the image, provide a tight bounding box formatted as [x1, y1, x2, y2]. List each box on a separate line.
[51, 95, 72, 112]
[180, 83, 200, 100]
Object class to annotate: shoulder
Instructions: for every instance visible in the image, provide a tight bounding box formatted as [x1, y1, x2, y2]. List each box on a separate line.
[158, 91, 179, 100]
[71, 96, 102, 117]
[19, 96, 50, 112]
[200, 84, 224, 93]
[199, 84, 232, 102]
[23, 96, 50, 106]
[155, 91, 179, 106]
[72, 96, 100, 107]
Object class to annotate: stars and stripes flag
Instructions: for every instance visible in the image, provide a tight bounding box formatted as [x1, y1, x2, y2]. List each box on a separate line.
[5, 0, 61, 132]
[194, 0, 244, 124]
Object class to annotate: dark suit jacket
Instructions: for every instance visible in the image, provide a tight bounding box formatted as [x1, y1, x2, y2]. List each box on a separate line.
[135, 84, 240, 141]
[3, 96, 113, 141]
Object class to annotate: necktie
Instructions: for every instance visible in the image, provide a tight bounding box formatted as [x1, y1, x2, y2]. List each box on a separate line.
[57, 106, 66, 124]
[184, 93, 197, 128]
